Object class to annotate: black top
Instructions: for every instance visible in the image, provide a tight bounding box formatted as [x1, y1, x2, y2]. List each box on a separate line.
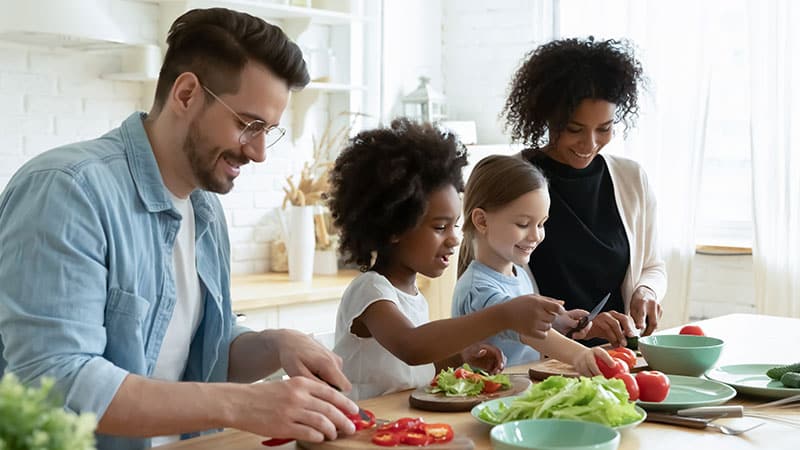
[526, 152, 630, 346]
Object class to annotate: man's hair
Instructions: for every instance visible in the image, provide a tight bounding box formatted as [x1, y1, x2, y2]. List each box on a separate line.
[328, 118, 469, 270]
[153, 7, 309, 109]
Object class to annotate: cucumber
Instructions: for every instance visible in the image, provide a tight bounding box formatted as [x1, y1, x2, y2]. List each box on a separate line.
[625, 336, 639, 351]
[766, 363, 800, 380]
[780, 372, 800, 388]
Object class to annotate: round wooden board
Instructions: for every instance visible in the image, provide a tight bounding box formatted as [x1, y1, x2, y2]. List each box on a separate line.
[297, 432, 474, 449]
[528, 354, 648, 380]
[407, 374, 531, 412]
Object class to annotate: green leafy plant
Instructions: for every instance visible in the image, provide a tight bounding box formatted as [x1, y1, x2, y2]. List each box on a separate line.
[0, 373, 96, 450]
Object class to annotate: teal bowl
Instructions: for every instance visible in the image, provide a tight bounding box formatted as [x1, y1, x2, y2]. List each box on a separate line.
[491, 419, 620, 450]
[639, 334, 724, 376]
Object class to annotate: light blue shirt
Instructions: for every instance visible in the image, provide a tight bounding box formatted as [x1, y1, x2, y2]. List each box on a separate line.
[0, 112, 250, 450]
[452, 261, 540, 366]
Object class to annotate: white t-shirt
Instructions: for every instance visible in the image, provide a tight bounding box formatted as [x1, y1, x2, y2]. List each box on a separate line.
[151, 194, 204, 446]
[333, 271, 435, 401]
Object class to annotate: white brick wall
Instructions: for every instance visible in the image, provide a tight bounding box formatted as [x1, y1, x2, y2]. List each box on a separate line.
[0, 37, 308, 276]
[442, 0, 555, 144]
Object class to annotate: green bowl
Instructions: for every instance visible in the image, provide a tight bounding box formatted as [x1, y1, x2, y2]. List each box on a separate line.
[491, 419, 620, 450]
[639, 334, 724, 376]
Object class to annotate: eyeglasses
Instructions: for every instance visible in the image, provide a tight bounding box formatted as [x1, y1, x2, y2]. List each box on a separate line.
[201, 85, 286, 149]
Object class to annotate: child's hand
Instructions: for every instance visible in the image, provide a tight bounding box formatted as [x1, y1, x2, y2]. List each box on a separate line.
[461, 342, 506, 374]
[553, 308, 592, 338]
[572, 346, 615, 377]
[506, 294, 565, 339]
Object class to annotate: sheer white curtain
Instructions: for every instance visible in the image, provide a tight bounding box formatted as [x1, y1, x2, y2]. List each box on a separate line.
[557, 0, 713, 327]
[747, 0, 800, 318]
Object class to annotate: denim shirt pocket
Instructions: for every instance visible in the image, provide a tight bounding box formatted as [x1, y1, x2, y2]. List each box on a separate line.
[104, 287, 151, 375]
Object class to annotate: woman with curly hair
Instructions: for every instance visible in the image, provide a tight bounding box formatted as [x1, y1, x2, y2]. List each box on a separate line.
[503, 37, 667, 348]
[328, 119, 565, 400]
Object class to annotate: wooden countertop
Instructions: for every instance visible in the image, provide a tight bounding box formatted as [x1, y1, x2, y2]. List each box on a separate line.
[230, 270, 360, 311]
[155, 313, 800, 449]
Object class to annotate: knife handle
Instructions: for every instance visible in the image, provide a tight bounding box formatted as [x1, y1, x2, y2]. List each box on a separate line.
[646, 412, 709, 429]
[678, 406, 744, 418]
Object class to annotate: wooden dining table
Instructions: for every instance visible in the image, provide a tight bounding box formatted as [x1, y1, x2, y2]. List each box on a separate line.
[155, 313, 800, 449]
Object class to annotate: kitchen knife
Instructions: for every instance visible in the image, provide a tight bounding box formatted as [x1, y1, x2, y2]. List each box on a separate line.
[566, 292, 610, 338]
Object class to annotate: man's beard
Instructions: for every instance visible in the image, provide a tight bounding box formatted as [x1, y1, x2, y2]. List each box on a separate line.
[183, 121, 243, 194]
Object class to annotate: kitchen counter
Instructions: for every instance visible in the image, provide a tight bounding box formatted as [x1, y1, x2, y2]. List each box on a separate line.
[154, 313, 800, 449]
[230, 270, 360, 312]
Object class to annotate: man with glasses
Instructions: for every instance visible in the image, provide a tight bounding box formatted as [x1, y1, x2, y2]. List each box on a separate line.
[0, 8, 358, 449]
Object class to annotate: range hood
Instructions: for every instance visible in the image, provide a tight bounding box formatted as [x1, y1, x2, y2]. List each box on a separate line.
[0, 0, 150, 49]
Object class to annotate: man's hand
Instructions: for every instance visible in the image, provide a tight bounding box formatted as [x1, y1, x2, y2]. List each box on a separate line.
[629, 286, 661, 336]
[460, 342, 505, 374]
[228, 377, 358, 442]
[265, 329, 352, 392]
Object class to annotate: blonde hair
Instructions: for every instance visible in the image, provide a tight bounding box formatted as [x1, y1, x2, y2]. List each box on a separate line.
[457, 155, 548, 277]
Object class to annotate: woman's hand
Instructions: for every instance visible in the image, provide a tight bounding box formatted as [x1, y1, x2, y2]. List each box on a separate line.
[461, 342, 505, 374]
[584, 311, 637, 348]
[572, 347, 615, 377]
[629, 286, 662, 336]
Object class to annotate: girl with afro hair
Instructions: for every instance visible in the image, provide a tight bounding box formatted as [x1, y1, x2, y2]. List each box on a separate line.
[504, 37, 667, 348]
[329, 118, 565, 400]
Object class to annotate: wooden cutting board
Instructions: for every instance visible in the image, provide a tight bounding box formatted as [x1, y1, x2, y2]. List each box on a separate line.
[528, 353, 648, 380]
[297, 432, 474, 449]
[407, 374, 531, 412]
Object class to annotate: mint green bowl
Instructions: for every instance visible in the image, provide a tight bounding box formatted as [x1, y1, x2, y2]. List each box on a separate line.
[639, 334, 724, 376]
[491, 419, 620, 450]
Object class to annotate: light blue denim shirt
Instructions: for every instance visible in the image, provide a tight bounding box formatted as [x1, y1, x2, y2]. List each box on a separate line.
[0, 112, 251, 450]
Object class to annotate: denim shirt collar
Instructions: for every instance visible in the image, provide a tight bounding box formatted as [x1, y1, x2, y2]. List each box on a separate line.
[121, 112, 216, 233]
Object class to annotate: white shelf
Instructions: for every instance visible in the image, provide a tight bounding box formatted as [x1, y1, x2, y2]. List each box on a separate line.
[306, 81, 366, 92]
[181, 1, 368, 25]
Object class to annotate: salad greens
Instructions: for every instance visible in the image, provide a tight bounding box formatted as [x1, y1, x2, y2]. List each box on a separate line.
[477, 375, 643, 427]
[427, 364, 511, 397]
[0, 373, 96, 450]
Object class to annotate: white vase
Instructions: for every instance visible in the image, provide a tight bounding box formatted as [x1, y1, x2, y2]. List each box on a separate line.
[287, 206, 315, 281]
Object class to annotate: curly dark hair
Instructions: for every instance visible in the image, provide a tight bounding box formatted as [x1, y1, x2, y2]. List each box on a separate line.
[329, 118, 468, 270]
[503, 37, 645, 149]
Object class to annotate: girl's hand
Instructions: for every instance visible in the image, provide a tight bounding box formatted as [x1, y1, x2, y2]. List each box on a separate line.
[572, 347, 615, 377]
[554, 308, 592, 339]
[506, 294, 565, 339]
[630, 286, 662, 336]
[461, 342, 506, 374]
[584, 311, 637, 348]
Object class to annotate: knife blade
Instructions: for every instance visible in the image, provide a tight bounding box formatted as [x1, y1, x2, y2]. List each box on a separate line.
[566, 293, 610, 338]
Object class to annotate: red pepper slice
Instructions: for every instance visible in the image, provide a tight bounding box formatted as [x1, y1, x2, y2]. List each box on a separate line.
[377, 417, 425, 432]
[372, 430, 400, 447]
[400, 430, 433, 446]
[423, 423, 454, 443]
[345, 409, 375, 430]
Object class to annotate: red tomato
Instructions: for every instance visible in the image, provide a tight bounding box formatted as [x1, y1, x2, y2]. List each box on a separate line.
[595, 356, 629, 378]
[377, 417, 425, 433]
[608, 347, 638, 370]
[429, 374, 439, 387]
[423, 423, 454, 443]
[613, 372, 640, 401]
[453, 368, 469, 379]
[482, 380, 502, 394]
[679, 325, 705, 336]
[636, 370, 671, 402]
[346, 409, 375, 431]
[372, 431, 400, 447]
[401, 430, 433, 446]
